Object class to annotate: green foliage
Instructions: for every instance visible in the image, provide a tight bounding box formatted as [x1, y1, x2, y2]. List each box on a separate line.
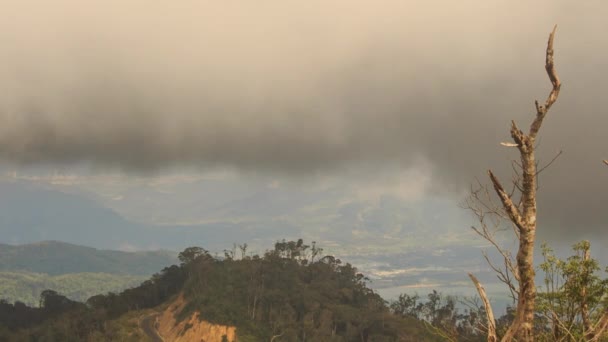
[417, 241, 608, 341]
[536, 241, 608, 340]
[178, 246, 208, 266]
[179, 239, 438, 341]
[0, 271, 147, 306]
[0, 262, 185, 340]
[0, 239, 440, 341]
[390, 291, 487, 341]
[0, 241, 177, 276]
[0, 240, 176, 307]
[390, 293, 422, 319]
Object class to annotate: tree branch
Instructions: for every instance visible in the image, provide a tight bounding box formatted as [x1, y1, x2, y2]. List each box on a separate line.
[488, 170, 525, 232]
[471, 26, 561, 341]
[468, 274, 497, 342]
[587, 311, 608, 342]
[530, 25, 561, 139]
[536, 150, 563, 176]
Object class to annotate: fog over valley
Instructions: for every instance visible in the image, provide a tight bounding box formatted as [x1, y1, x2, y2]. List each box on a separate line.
[1, 2, 608, 340]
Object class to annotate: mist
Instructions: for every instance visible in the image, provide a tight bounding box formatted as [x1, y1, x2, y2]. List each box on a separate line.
[1, 1, 607, 240]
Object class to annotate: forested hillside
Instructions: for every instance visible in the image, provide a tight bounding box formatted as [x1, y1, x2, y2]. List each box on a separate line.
[0, 241, 177, 306]
[0, 240, 447, 341]
[0, 241, 176, 275]
[0, 271, 146, 306]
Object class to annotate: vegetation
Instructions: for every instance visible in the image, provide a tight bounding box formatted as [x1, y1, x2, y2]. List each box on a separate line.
[536, 241, 608, 341]
[2, 237, 604, 341]
[464, 26, 562, 341]
[424, 241, 608, 341]
[178, 239, 437, 341]
[0, 240, 176, 306]
[0, 240, 441, 341]
[462, 26, 608, 341]
[0, 240, 176, 276]
[0, 271, 147, 306]
[390, 290, 487, 341]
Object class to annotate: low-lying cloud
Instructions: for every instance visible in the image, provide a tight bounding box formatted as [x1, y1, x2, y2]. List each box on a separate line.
[1, 1, 607, 241]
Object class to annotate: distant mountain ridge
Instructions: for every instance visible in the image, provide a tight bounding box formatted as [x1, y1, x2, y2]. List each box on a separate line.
[0, 271, 147, 306]
[0, 176, 476, 255]
[0, 179, 297, 251]
[0, 240, 177, 276]
[0, 180, 147, 249]
[0, 240, 178, 306]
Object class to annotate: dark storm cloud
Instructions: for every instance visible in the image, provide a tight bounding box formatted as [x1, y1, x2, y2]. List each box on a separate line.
[0, 1, 607, 239]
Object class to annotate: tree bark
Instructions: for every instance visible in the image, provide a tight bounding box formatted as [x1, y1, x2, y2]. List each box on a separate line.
[582, 246, 592, 338]
[490, 138, 538, 341]
[468, 274, 497, 342]
[470, 25, 561, 342]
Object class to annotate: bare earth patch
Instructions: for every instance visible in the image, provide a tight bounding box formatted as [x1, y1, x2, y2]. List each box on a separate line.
[156, 293, 237, 342]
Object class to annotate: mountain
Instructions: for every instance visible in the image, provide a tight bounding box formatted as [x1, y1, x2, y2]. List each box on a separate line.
[0, 178, 489, 303]
[0, 180, 300, 251]
[0, 241, 176, 276]
[0, 180, 147, 249]
[0, 240, 177, 306]
[0, 239, 448, 341]
[0, 271, 147, 307]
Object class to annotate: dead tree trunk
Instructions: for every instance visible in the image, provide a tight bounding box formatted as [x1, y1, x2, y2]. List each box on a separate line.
[581, 246, 592, 338]
[469, 26, 561, 342]
[469, 274, 497, 342]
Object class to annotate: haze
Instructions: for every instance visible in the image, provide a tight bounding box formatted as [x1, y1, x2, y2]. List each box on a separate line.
[1, 0, 607, 248]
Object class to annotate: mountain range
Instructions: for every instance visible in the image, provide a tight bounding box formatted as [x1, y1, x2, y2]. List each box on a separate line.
[0, 240, 177, 306]
[0, 177, 473, 254]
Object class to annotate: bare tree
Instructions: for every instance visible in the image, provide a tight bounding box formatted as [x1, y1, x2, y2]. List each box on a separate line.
[465, 26, 561, 342]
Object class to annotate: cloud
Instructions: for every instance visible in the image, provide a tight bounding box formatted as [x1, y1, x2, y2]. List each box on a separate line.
[0, 1, 607, 240]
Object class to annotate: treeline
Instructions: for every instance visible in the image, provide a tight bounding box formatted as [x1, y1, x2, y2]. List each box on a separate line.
[0, 263, 186, 340]
[0, 239, 442, 341]
[406, 241, 608, 341]
[1, 239, 605, 341]
[176, 240, 439, 341]
[0, 271, 147, 306]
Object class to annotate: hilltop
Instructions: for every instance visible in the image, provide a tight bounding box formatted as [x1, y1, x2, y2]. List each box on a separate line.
[0, 240, 447, 341]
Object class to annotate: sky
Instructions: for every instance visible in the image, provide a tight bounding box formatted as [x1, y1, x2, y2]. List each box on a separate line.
[0, 1, 607, 246]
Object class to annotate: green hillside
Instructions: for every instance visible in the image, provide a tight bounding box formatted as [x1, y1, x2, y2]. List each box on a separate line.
[0, 241, 177, 276]
[0, 271, 147, 307]
[0, 240, 446, 341]
[0, 240, 177, 306]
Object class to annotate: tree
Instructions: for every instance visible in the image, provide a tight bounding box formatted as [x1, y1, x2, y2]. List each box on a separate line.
[465, 26, 561, 341]
[537, 241, 608, 341]
[39, 289, 81, 313]
[391, 293, 421, 319]
[178, 246, 207, 266]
